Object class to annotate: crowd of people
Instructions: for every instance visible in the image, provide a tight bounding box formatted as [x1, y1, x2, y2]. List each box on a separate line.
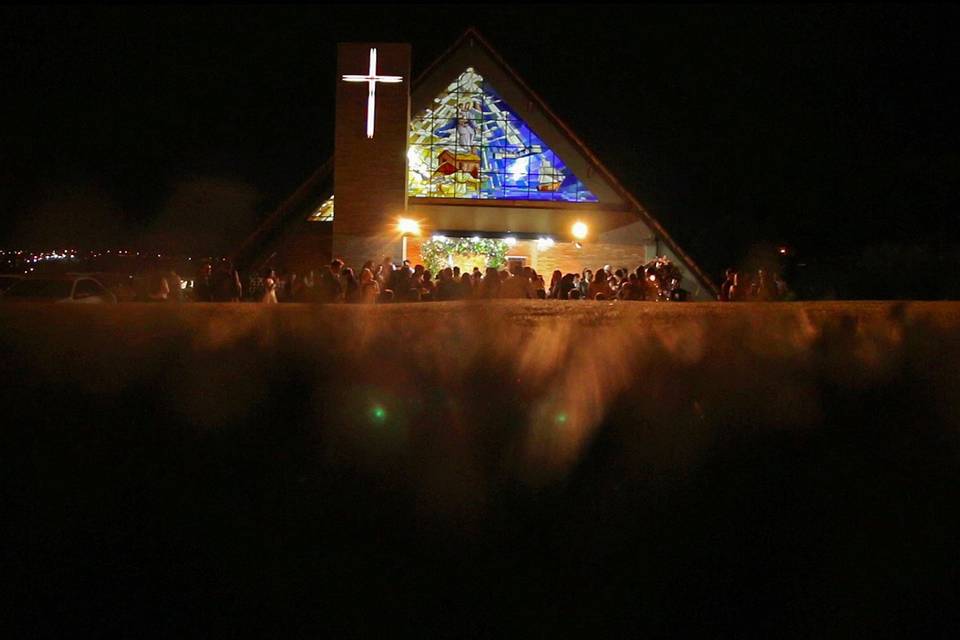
[718, 267, 791, 301]
[142, 257, 791, 303]
[182, 255, 691, 304]
[140, 259, 243, 302]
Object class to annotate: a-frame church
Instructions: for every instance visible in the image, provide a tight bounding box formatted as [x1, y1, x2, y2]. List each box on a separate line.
[233, 28, 717, 300]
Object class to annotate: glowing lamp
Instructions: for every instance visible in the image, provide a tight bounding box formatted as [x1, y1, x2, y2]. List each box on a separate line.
[536, 237, 555, 251]
[571, 221, 588, 240]
[397, 218, 420, 235]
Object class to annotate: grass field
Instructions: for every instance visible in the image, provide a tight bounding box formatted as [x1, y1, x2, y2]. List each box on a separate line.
[3, 301, 960, 636]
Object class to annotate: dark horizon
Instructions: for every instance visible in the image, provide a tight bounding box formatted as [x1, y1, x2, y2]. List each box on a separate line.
[3, 5, 959, 293]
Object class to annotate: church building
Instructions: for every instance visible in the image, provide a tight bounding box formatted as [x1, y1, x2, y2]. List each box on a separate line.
[233, 28, 717, 300]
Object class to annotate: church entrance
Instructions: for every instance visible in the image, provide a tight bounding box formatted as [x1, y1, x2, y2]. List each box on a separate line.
[406, 234, 583, 277]
[407, 235, 510, 275]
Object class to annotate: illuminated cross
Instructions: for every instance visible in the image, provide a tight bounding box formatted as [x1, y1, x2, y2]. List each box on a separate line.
[341, 48, 403, 139]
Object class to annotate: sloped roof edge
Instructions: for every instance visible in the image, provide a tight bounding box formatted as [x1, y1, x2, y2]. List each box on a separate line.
[234, 28, 717, 296]
[436, 28, 717, 296]
[232, 158, 332, 270]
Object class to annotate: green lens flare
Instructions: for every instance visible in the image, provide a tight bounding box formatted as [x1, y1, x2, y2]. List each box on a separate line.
[555, 412, 568, 425]
[370, 405, 387, 422]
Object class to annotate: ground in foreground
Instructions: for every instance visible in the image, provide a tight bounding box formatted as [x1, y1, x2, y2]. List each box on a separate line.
[3, 301, 960, 636]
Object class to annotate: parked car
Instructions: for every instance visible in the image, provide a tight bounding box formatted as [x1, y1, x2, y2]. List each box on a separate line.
[70, 271, 137, 302]
[0, 274, 25, 293]
[1, 275, 118, 303]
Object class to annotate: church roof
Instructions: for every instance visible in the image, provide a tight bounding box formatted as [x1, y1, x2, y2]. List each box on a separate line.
[233, 27, 717, 297]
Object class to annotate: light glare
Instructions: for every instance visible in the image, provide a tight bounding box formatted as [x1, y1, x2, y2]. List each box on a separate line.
[571, 221, 588, 240]
[397, 218, 420, 235]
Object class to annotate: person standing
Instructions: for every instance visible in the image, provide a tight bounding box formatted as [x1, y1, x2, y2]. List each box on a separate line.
[719, 268, 736, 301]
[435, 267, 457, 301]
[260, 268, 278, 303]
[211, 260, 242, 302]
[146, 271, 170, 302]
[193, 262, 213, 302]
[359, 268, 380, 303]
[729, 271, 748, 302]
[479, 267, 500, 298]
[579, 269, 592, 300]
[751, 269, 777, 301]
[547, 270, 562, 299]
[587, 268, 611, 300]
[379, 256, 395, 294]
[457, 270, 473, 299]
[316, 259, 344, 303]
[341, 268, 360, 302]
[558, 273, 577, 299]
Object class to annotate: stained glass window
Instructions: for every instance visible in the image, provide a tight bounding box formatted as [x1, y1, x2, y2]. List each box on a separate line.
[306, 195, 335, 222]
[408, 68, 597, 202]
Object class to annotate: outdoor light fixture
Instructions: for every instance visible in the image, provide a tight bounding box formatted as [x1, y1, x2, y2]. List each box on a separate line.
[571, 221, 588, 240]
[397, 218, 420, 235]
[536, 237, 555, 251]
[503, 236, 517, 247]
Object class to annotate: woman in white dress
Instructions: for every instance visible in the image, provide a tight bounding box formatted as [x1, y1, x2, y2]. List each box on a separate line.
[261, 269, 278, 304]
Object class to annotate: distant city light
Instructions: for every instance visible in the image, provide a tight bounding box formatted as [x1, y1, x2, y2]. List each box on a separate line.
[0, 247, 207, 274]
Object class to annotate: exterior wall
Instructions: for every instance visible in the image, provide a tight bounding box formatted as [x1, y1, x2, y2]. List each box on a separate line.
[405, 200, 637, 239]
[405, 238, 424, 266]
[333, 42, 411, 268]
[534, 241, 648, 275]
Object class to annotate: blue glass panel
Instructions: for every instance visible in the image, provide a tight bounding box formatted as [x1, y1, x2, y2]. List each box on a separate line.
[408, 67, 596, 202]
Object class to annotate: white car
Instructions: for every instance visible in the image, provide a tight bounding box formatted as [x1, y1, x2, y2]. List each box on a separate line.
[1, 275, 118, 303]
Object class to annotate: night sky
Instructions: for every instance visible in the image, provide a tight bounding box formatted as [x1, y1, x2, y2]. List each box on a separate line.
[2, 5, 959, 284]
